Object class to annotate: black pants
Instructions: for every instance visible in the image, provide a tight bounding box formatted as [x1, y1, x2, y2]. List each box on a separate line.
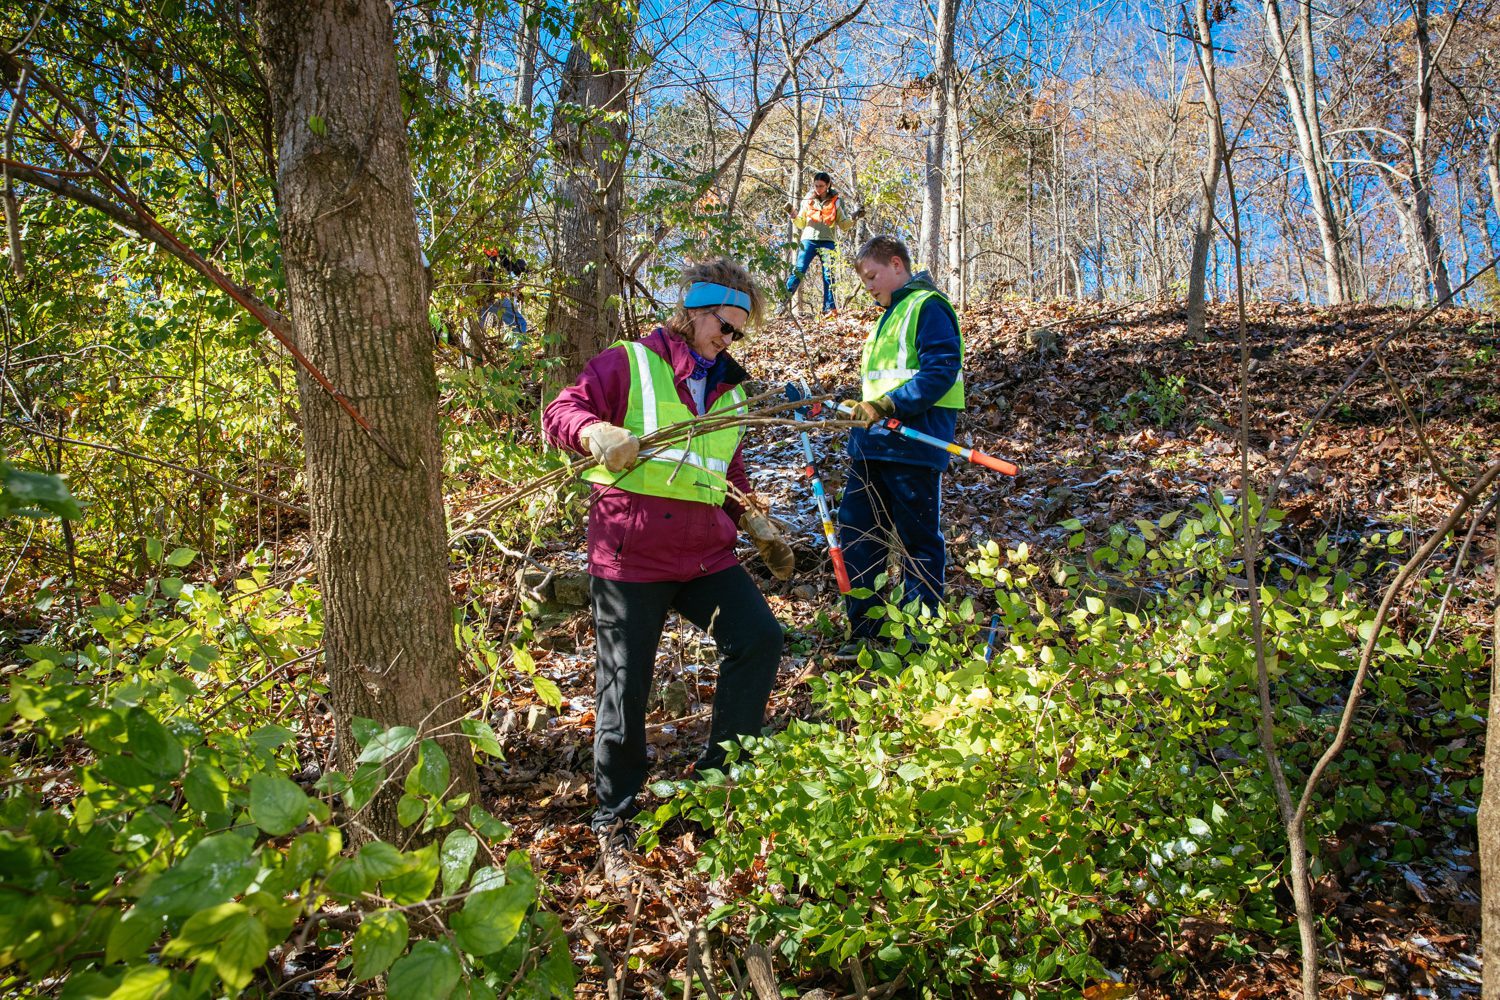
[590, 565, 783, 830]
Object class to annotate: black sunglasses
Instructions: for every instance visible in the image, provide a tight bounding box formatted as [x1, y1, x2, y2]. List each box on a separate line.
[711, 311, 746, 342]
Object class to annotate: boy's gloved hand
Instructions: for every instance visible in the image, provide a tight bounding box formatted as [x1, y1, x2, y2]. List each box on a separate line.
[838, 396, 895, 426]
[740, 511, 795, 581]
[580, 422, 640, 473]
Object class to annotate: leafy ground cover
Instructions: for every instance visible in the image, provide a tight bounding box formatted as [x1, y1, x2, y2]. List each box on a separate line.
[444, 300, 1494, 997]
[4, 299, 1496, 997]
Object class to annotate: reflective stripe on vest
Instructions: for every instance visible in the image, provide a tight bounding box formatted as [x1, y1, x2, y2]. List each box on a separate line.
[580, 341, 747, 504]
[860, 289, 965, 408]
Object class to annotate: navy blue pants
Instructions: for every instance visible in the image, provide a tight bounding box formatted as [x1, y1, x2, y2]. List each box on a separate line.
[785, 239, 837, 312]
[590, 566, 783, 830]
[837, 460, 945, 639]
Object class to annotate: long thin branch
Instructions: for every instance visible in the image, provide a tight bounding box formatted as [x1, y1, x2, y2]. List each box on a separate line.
[2, 418, 308, 515]
[0, 157, 211, 269]
[3, 67, 30, 279]
[1292, 457, 1500, 830]
[0, 52, 406, 468]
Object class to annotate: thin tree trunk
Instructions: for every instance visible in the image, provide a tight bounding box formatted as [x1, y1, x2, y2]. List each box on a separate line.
[1481, 497, 1500, 998]
[947, 74, 964, 300]
[257, 0, 476, 843]
[515, 3, 540, 111]
[1409, 0, 1452, 302]
[1479, 132, 1500, 264]
[1264, 0, 1349, 304]
[1149, 168, 1164, 298]
[789, 76, 806, 277]
[1186, 0, 1225, 341]
[467, 7, 485, 100]
[1093, 165, 1105, 301]
[1455, 168, 1472, 279]
[1053, 124, 1065, 297]
[1058, 117, 1075, 298]
[422, 6, 450, 99]
[1486, 129, 1500, 228]
[920, 0, 959, 276]
[1025, 137, 1036, 298]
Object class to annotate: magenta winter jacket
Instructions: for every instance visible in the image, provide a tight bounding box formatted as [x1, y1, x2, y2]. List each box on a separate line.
[542, 328, 753, 583]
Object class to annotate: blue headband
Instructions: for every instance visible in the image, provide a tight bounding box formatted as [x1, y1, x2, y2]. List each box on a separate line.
[683, 281, 751, 313]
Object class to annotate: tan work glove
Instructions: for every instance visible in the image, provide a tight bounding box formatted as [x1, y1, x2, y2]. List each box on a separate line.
[580, 422, 640, 473]
[740, 511, 795, 581]
[839, 396, 895, 426]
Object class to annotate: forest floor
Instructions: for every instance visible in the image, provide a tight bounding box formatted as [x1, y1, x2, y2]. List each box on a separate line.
[445, 299, 1497, 998]
[9, 298, 1494, 998]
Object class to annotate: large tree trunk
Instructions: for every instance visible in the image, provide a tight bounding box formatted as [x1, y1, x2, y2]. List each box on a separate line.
[1264, 0, 1350, 304]
[257, 0, 476, 843]
[547, 0, 633, 380]
[919, 0, 959, 276]
[1186, 0, 1225, 340]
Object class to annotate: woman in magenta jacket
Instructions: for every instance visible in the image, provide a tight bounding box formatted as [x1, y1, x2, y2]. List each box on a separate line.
[543, 259, 793, 865]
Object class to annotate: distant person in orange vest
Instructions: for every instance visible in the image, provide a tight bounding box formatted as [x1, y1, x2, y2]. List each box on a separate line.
[784, 172, 863, 316]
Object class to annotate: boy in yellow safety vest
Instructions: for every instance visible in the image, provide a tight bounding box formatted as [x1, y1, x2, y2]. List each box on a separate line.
[836, 235, 964, 654]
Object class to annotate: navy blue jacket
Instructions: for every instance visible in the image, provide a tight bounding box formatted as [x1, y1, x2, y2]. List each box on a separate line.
[847, 271, 962, 470]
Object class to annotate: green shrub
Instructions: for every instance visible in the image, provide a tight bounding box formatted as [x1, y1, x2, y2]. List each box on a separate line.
[643, 498, 1483, 995]
[0, 555, 574, 998]
[1099, 370, 1189, 430]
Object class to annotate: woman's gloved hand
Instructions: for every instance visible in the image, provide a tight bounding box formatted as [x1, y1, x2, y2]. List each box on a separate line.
[580, 422, 640, 473]
[739, 511, 795, 581]
[838, 396, 894, 426]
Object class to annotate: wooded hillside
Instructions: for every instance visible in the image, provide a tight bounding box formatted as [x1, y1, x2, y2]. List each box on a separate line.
[0, 0, 1496, 997]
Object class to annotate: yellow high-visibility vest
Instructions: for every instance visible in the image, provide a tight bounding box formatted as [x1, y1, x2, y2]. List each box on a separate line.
[860, 289, 964, 408]
[580, 341, 747, 503]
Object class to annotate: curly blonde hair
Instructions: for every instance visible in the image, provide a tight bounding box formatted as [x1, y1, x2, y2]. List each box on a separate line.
[666, 258, 765, 343]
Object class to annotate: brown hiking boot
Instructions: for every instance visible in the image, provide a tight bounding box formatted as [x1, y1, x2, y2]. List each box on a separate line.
[596, 822, 637, 887]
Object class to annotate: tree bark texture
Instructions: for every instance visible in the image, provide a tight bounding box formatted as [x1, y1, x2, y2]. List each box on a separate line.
[1486, 130, 1500, 231]
[946, 75, 965, 304]
[1407, 0, 1452, 303]
[919, 0, 959, 277]
[1482, 498, 1500, 999]
[1264, 0, 1351, 304]
[1186, 0, 1225, 341]
[514, 3, 540, 112]
[547, 0, 632, 381]
[257, 0, 476, 842]
[1025, 138, 1035, 297]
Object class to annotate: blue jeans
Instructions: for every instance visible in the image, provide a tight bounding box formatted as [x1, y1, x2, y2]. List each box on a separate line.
[837, 460, 945, 638]
[480, 297, 528, 347]
[785, 239, 837, 312]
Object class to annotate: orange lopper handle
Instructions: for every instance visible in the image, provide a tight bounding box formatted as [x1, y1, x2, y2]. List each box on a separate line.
[969, 451, 1019, 476]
